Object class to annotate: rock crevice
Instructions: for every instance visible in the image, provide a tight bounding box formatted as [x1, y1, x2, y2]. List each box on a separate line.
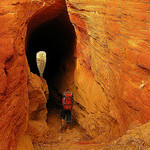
[0, 0, 150, 149]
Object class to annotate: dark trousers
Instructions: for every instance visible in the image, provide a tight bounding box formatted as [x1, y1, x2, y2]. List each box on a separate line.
[60, 108, 71, 125]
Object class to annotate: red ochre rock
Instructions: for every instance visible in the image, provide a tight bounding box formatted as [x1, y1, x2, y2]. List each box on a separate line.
[0, 0, 62, 149]
[0, 0, 150, 149]
[137, 52, 150, 71]
[66, 0, 150, 143]
[27, 73, 49, 144]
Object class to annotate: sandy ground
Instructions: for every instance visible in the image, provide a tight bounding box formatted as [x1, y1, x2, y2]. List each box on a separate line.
[34, 108, 103, 150]
[33, 107, 150, 150]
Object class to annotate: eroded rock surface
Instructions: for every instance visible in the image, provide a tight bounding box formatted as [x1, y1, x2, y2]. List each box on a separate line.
[66, 0, 150, 142]
[0, 0, 150, 149]
[27, 72, 49, 144]
[0, 0, 64, 149]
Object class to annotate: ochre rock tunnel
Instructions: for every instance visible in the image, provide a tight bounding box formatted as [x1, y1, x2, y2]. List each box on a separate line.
[0, 0, 150, 149]
[26, 13, 76, 110]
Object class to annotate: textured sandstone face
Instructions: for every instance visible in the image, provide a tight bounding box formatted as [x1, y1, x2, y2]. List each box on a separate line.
[66, 0, 150, 141]
[0, 0, 150, 149]
[27, 72, 49, 144]
[0, 0, 65, 149]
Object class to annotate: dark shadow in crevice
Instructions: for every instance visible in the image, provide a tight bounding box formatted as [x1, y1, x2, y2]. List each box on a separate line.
[26, 13, 76, 111]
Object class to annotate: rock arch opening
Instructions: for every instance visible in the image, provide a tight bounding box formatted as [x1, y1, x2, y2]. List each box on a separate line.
[26, 8, 76, 111]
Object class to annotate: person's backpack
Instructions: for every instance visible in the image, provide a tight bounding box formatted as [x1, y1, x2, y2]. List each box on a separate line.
[62, 92, 73, 110]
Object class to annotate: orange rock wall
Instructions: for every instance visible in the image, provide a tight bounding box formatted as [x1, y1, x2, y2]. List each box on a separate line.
[27, 72, 49, 144]
[0, 0, 150, 149]
[0, 1, 29, 148]
[66, 0, 150, 141]
[0, 0, 65, 149]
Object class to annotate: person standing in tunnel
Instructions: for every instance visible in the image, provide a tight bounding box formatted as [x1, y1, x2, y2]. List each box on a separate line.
[60, 89, 74, 131]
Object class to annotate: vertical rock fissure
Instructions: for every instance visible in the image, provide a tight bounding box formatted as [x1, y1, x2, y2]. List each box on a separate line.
[26, 9, 76, 112]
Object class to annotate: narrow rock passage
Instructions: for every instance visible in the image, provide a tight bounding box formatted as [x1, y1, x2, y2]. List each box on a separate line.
[33, 107, 105, 150]
[33, 107, 94, 150]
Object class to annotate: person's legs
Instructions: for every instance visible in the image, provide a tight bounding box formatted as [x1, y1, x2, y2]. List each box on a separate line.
[66, 110, 71, 129]
[60, 108, 65, 129]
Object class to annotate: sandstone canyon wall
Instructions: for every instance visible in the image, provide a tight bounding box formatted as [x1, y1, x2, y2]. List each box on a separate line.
[0, 0, 63, 149]
[66, 0, 150, 142]
[0, 0, 150, 149]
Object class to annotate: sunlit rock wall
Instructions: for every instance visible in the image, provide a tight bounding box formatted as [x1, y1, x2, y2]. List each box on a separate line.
[0, 0, 64, 149]
[0, 0, 150, 149]
[66, 0, 150, 142]
[27, 72, 49, 144]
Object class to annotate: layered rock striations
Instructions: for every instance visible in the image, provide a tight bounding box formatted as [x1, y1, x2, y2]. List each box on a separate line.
[0, 0, 150, 149]
[66, 0, 150, 142]
[0, 0, 64, 149]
